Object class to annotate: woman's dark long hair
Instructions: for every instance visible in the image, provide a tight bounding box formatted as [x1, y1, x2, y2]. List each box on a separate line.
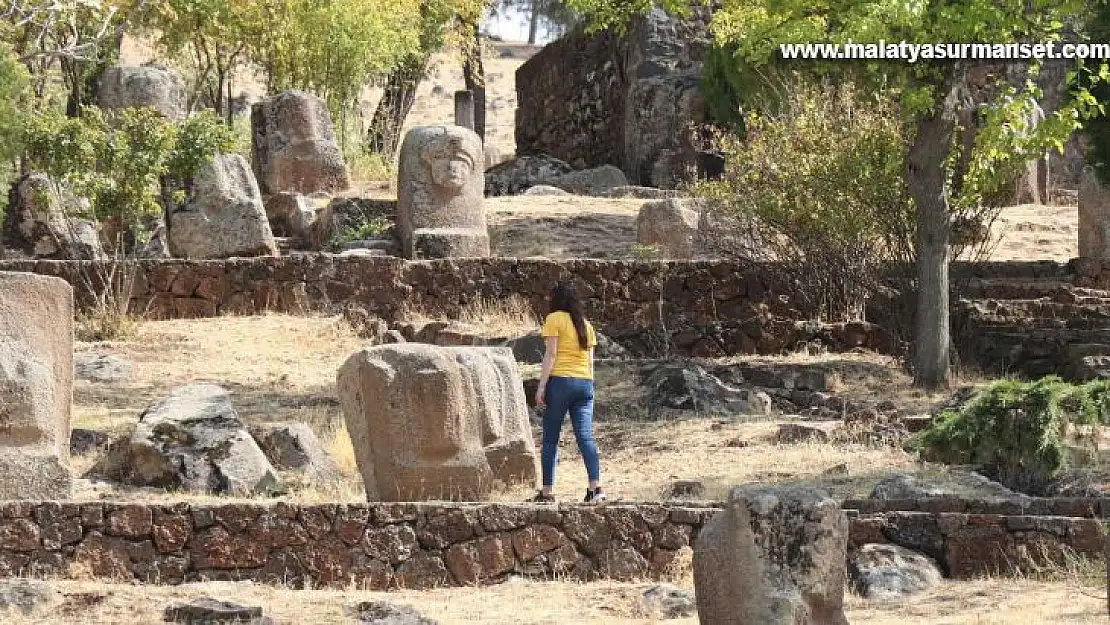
[550, 282, 589, 350]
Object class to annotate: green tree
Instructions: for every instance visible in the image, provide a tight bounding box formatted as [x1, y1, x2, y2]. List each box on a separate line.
[570, 0, 1095, 390]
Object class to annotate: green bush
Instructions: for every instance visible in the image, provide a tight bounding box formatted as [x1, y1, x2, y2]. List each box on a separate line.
[912, 377, 1110, 492]
[328, 217, 391, 252]
[696, 79, 914, 321]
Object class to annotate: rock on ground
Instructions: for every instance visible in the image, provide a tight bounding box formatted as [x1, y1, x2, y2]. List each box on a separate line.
[70, 428, 112, 455]
[642, 361, 771, 416]
[347, 601, 439, 624]
[2, 172, 101, 260]
[0, 271, 74, 499]
[163, 597, 268, 624]
[547, 164, 629, 195]
[522, 184, 570, 196]
[126, 384, 284, 496]
[693, 485, 850, 625]
[169, 153, 279, 259]
[0, 580, 58, 615]
[775, 422, 843, 444]
[637, 583, 697, 619]
[849, 543, 943, 601]
[636, 199, 701, 259]
[869, 474, 956, 499]
[484, 154, 575, 196]
[253, 423, 340, 483]
[74, 352, 130, 383]
[98, 65, 186, 120]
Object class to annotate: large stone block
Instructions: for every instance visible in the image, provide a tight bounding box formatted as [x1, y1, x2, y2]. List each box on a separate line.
[693, 485, 849, 625]
[445, 347, 538, 487]
[168, 154, 279, 260]
[0, 272, 74, 499]
[1079, 166, 1110, 260]
[397, 126, 489, 259]
[2, 173, 101, 260]
[98, 65, 186, 120]
[337, 344, 496, 501]
[251, 90, 350, 195]
[636, 199, 701, 259]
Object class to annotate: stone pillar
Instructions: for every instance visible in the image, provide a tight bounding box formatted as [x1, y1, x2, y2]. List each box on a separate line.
[454, 90, 475, 132]
[1079, 166, 1110, 260]
[396, 125, 490, 259]
[0, 272, 74, 499]
[251, 90, 351, 195]
[693, 485, 849, 625]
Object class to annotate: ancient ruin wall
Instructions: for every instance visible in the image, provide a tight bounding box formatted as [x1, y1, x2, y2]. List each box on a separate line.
[0, 500, 1103, 587]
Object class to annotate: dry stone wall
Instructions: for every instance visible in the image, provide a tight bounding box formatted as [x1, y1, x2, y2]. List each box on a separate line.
[0, 500, 1104, 587]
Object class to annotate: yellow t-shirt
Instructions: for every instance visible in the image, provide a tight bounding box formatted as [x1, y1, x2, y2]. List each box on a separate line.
[541, 311, 597, 379]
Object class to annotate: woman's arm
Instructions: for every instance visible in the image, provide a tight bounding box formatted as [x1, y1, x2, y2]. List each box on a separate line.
[536, 336, 558, 405]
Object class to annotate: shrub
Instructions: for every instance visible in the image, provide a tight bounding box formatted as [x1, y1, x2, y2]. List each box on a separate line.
[328, 217, 391, 251]
[912, 377, 1110, 492]
[696, 79, 915, 321]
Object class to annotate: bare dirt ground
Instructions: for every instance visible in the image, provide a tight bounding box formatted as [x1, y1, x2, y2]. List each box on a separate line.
[3, 576, 1105, 624]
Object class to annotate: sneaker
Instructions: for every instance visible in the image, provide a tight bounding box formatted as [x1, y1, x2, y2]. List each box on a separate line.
[527, 491, 556, 503]
[584, 488, 607, 504]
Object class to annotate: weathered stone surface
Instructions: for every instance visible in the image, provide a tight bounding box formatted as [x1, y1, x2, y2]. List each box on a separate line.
[251, 90, 350, 196]
[775, 422, 843, 444]
[522, 184, 570, 196]
[264, 192, 322, 243]
[347, 601, 439, 624]
[870, 474, 957, 500]
[637, 583, 696, 619]
[397, 126, 489, 259]
[1080, 166, 1110, 260]
[446, 347, 538, 487]
[849, 543, 942, 600]
[70, 428, 112, 456]
[693, 485, 850, 625]
[548, 165, 630, 195]
[394, 553, 451, 589]
[338, 344, 495, 501]
[0, 580, 58, 615]
[163, 597, 264, 624]
[637, 199, 701, 259]
[98, 65, 186, 120]
[3, 172, 100, 260]
[0, 271, 73, 499]
[169, 154, 278, 259]
[253, 423, 340, 483]
[364, 524, 419, 564]
[484, 154, 575, 197]
[126, 384, 285, 496]
[642, 361, 771, 416]
[74, 353, 130, 383]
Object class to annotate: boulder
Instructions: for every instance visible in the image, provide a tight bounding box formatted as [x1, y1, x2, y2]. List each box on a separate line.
[397, 125, 489, 259]
[2, 172, 101, 260]
[0, 581, 58, 615]
[637, 583, 697, 619]
[251, 90, 350, 195]
[693, 485, 850, 625]
[547, 164, 629, 195]
[0, 272, 74, 499]
[338, 344, 495, 501]
[253, 423, 340, 483]
[484, 154, 575, 197]
[347, 601, 439, 624]
[642, 361, 772, 416]
[446, 346, 539, 487]
[98, 65, 186, 120]
[126, 384, 284, 496]
[522, 185, 571, 196]
[70, 428, 112, 455]
[849, 544, 942, 601]
[264, 192, 322, 242]
[1079, 166, 1110, 260]
[168, 154, 279, 259]
[636, 199, 701, 259]
[775, 422, 843, 444]
[163, 597, 267, 624]
[74, 352, 130, 383]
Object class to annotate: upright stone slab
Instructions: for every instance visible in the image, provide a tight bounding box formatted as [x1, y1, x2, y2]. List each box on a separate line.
[168, 153, 279, 259]
[693, 485, 849, 625]
[445, 347, 539, 487]
[337, 344, 494, 501]
[98, 65, 187, 120]
[397, 126, 490, 259]
[0, 272, 73, 499]
[1080, 166, 1110, 260]
[251, 90, 351, 195]
[3, 172, 101, 260]
[636, 198, 701, 258]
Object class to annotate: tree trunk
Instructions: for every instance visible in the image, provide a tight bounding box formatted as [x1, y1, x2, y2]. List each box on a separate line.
[528, 0, 541, 44]
[365, 54, 428, 156]
[463, 23, 486, 142]
[907, 91, 957, 390]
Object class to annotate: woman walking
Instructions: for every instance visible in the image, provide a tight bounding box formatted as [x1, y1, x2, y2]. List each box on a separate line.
[530, 282, 605, 503]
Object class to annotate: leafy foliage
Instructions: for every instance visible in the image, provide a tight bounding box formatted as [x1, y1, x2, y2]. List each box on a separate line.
[697, 80, 913, 320]
[329, 216, 391, 252]
[913, 377, 1110, 492]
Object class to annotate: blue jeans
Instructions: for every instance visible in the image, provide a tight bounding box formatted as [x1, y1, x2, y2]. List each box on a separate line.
[541, 376, 600, 487]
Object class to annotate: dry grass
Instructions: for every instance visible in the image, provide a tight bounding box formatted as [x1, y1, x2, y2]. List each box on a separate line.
[1, 576, 1105, 625]
[398, 294, 540, 338]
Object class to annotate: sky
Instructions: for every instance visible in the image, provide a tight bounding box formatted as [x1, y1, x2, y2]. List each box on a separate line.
[483, 5, 561, 45]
